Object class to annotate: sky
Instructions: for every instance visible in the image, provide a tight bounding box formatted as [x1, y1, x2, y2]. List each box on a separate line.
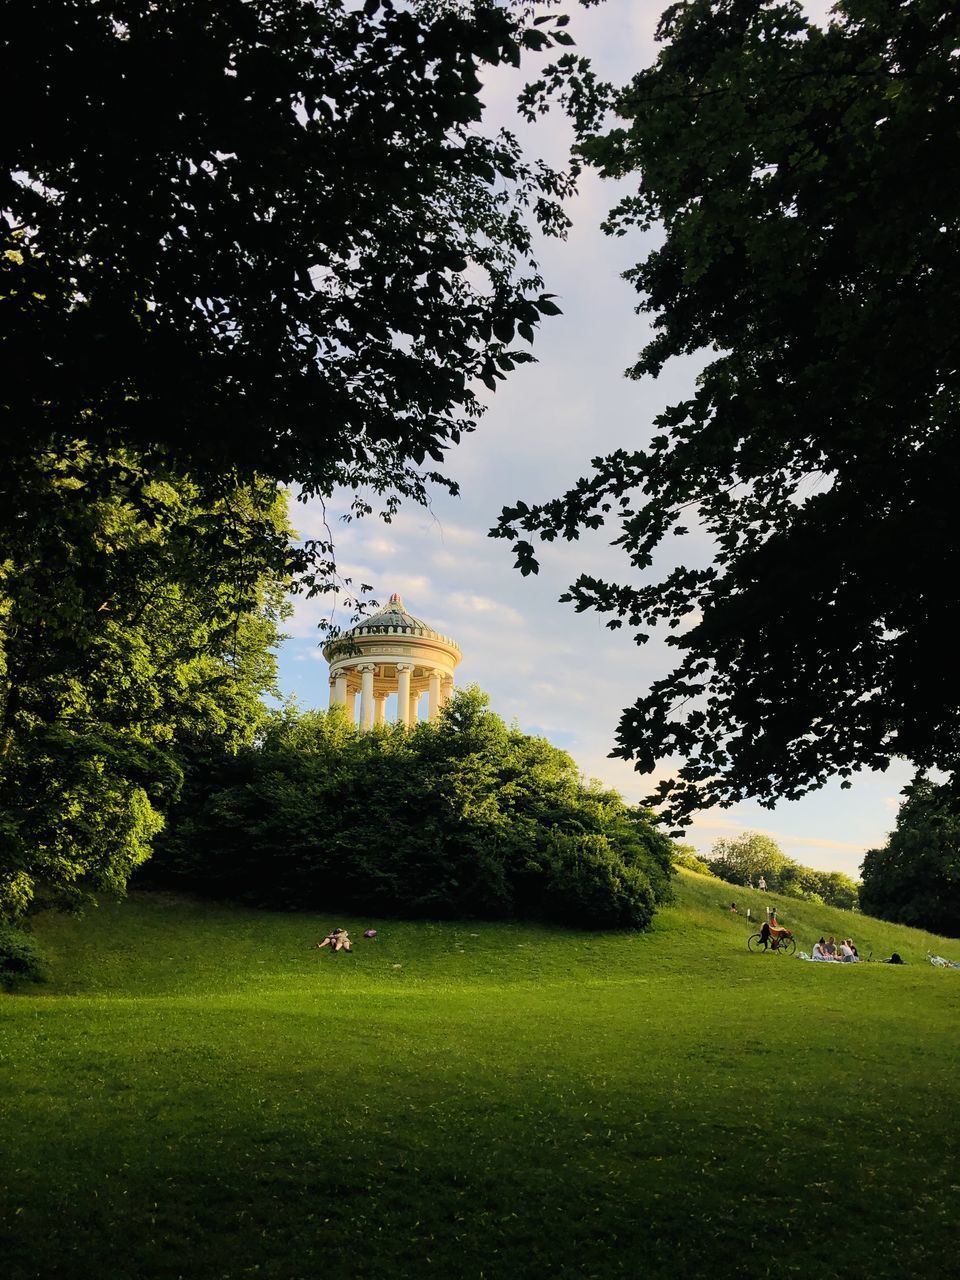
[275, 0, 911, 880]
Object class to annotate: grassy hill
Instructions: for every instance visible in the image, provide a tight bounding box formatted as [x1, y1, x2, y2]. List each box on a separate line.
[2, 871, 959, 1280]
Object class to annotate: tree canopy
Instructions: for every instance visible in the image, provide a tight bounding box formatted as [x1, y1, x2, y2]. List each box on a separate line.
[3, 0, 572, 515]
[860, 779, 960, 937]
[0, 453, 290, 919]
[497, 0, 960, 824]
[0, 0, 578, 917]
[148, 688, 676, 929]
[708, 833, 788, 886]
[706, 831, 859, 910]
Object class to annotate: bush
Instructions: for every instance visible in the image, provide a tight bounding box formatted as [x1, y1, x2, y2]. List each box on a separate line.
[0, 725, 170, 919]
[147, 690, 675, 930]
[0, 924, 47, 989]
[671, 844, 715, 876]
[536, 833, 657, 930]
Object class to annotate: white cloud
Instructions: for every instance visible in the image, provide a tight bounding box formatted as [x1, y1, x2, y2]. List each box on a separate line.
[447, 592, 525, 627]
[385, 572, 432, 597]
[365, 536, 398, 557]
[688, 812, 866, 855]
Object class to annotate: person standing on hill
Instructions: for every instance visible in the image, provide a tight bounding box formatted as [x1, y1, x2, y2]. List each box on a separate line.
[758, 874, 767, 892]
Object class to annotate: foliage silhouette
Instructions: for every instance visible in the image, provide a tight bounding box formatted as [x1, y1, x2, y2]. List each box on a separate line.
[1, 0, 578, 915]
[497, 0, 960, 824]
[3, 0, 573, 519]
[860, 779, 960, 937]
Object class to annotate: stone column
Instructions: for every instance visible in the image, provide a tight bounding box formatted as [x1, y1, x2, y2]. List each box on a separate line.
[374, 692, 387, 727]
[345, 688, 357, 724]
[408, 690, 419, 725]
[333, 672, 347, 707]
[441, 676, 454, 709]
[427, 669, 442, 722]
[358, 664, 376, 730]
[396, 664, 413, 726]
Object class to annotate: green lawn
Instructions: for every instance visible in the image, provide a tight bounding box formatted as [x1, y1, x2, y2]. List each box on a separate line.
[2, 872, 959, 1279]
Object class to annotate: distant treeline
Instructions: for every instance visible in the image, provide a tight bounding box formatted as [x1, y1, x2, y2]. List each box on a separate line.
[672, 833, 860, 912]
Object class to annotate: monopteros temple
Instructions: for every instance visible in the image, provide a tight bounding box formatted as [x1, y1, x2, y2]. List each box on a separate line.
[323, 593, 461, 729]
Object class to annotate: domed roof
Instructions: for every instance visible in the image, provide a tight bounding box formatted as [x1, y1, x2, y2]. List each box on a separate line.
[349, 592, 431, 635]
[338, 593, 460, 649]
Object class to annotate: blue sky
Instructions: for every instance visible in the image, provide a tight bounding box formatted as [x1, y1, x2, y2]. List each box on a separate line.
[275, 0, 909, 879]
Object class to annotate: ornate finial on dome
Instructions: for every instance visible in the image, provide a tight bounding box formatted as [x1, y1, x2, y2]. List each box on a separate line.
[389, 592, 403, 605]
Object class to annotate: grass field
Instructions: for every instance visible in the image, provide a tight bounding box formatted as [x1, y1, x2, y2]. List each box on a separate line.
[2, 871, 959, 1280]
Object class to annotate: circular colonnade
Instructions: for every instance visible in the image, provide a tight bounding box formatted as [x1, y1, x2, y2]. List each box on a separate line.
[323, 593, 461, 729]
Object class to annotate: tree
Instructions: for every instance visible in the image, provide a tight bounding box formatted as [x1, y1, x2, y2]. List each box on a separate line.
[670, 842, 715, 876]
[707, 832, 788, 888]
[149, 688, 676, 929]
[496, 0, 960, 825]
[3, 0, 573, 515]
[705, 831, 859, 907]
[860, 780, 960, 936]
[0, 450, 291, 919]
[1, 0, 578, 914]
[815, 870, 859, 913]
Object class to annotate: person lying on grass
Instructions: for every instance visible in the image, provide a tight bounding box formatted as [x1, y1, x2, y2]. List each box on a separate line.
[316, 928, 352, 952]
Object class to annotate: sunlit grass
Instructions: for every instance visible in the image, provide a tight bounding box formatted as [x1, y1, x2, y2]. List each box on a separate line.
[2, 872, 959, 1279]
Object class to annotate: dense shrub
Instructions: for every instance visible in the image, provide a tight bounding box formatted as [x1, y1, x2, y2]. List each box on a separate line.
[0, 924, 47, 989]
[1, 727, 169, 920]
[147, 689, 675, 930]
[535, 833, 658, 929]
[860, 780, 960, 937]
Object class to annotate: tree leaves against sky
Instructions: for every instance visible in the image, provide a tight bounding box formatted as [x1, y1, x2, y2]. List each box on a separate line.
[497, 0, 960, 826]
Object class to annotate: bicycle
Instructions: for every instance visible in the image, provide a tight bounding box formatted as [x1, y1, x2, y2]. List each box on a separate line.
[747, 931, 796, 956]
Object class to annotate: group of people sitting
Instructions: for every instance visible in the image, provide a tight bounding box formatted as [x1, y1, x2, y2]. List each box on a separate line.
[811, 935, 859, 962]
